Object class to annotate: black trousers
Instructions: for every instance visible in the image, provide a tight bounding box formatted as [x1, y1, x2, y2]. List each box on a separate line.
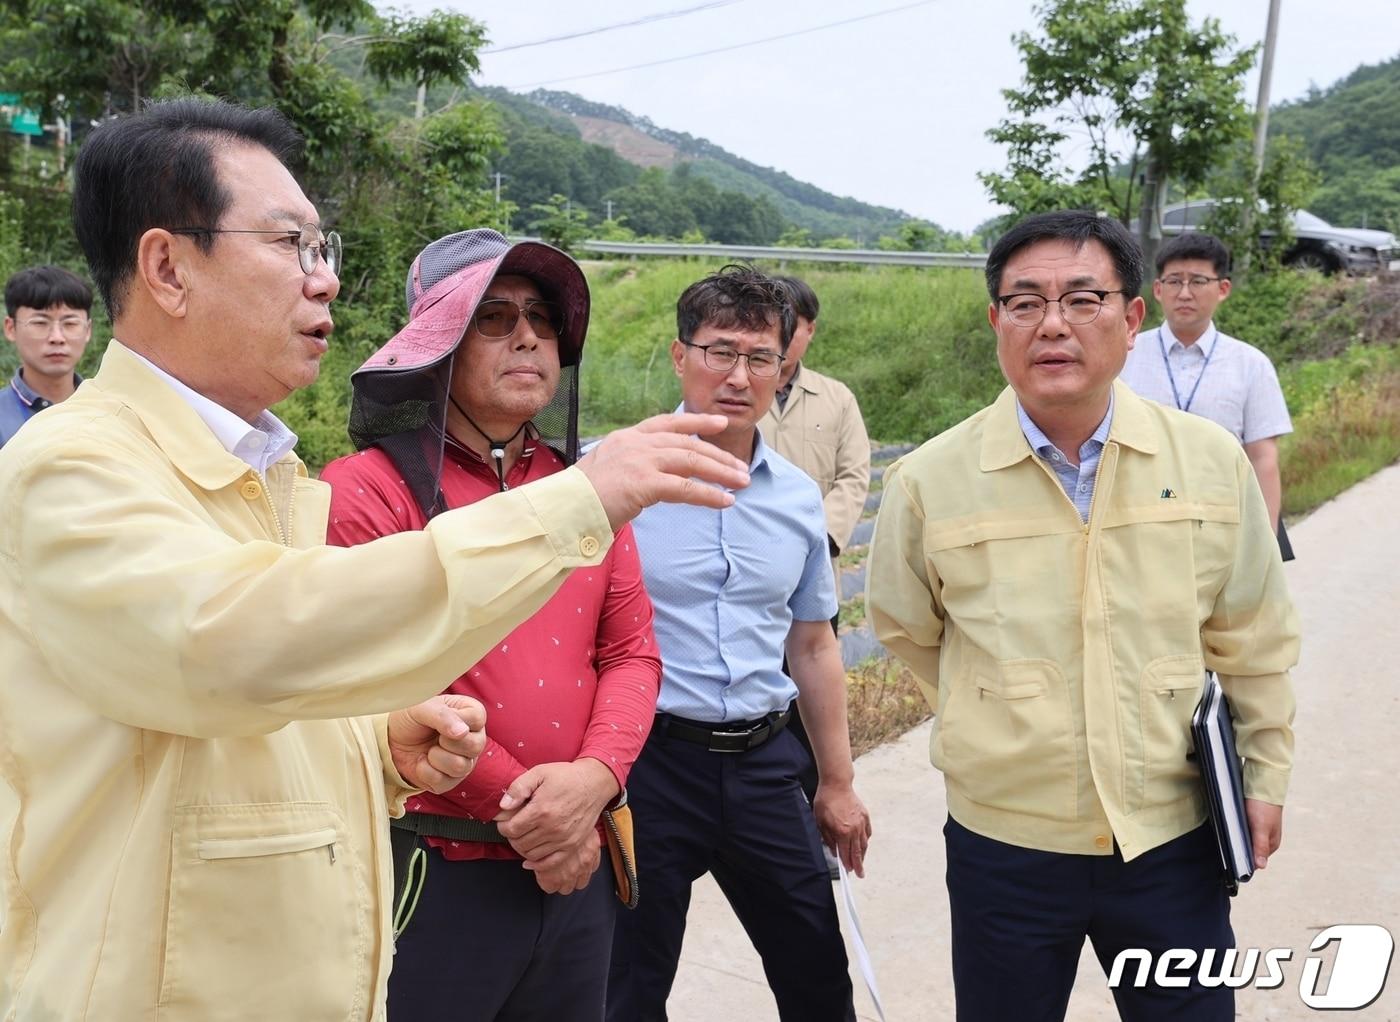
[389, 849, 616, 1022]
[607, 727, 855, 1021]
[945, 818, 1234, 1022]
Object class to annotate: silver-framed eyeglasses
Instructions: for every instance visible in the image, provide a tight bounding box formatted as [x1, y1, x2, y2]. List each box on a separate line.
[16, 314, 90, 340]
[472, 299, 561, 340]
[1157, 275, 1223, 292]
[170, 222, 342, 276]
[996, 289, 1132, 327]
[681, 341, 786, 378]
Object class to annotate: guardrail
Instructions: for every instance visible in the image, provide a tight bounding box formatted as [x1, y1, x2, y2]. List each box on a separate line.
[574, 238, 987, 269]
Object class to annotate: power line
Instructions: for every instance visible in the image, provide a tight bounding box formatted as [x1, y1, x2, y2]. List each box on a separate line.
[505, 0, 939, 89]
[483, 1, 743, 55]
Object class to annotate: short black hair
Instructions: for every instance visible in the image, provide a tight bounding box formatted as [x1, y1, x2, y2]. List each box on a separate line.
[676, 264, 795, 352]
[72, 97, 304, 319]
[1156, 231, 1231, 278]
[776, 275, 819, 322]
[985, 210, 1144, 300]
[5, 265, 93, 318]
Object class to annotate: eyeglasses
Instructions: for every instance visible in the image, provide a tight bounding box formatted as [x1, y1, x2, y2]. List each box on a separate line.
[471, 299, 562, 340]
[682, 341, 786, 378]
[996, 289, 1132, 327]
[16, 314, 90, 340]
[170, 222, 342, 276]
[1157, 275, 1224, 292]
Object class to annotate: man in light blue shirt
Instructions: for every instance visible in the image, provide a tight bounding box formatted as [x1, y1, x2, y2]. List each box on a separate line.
[609, 266, 872, 1022]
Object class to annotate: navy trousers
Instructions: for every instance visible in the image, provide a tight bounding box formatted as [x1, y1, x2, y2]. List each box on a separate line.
[389, 850, 616, 1022]
[607, 727, 855, 1021]
[945, 818, 1235, 1022]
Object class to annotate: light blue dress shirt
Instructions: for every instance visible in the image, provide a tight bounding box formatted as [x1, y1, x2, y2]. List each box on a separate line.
[631, 429, 837, 723]
[1016, 395, 1115, 522]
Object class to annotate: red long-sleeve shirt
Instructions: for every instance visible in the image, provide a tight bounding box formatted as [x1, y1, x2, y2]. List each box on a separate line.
[322, 437, 661, 860]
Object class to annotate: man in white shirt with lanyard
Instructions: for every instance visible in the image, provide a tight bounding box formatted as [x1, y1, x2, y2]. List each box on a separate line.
[1119, 231, 1294, 556]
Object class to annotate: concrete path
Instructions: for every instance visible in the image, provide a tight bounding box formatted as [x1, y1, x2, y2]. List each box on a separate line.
[667, 462, 1400, 1021]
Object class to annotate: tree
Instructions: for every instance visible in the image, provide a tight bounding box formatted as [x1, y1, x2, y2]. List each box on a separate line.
[1202, 136, 1321, 273]
[528, 194, 591, 254]
[981, 0, 1256, 271]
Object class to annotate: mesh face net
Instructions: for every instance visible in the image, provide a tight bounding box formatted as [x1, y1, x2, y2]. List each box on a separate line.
[350, 231, 582, 517]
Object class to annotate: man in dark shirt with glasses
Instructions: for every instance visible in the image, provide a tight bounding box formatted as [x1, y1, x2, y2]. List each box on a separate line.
[1, 265, 93, 448]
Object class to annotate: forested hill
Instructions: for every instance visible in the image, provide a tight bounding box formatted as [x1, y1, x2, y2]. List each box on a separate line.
[478, 86, 928, 244]
[523, 89, 912, 241]
[1270, 52, 1400, 232]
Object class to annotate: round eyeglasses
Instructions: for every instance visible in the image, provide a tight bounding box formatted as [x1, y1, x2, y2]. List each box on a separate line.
[681, 341, 786, 378]
[996, 289, 1132, 327]
[1157, 275, 1223, 292]
[170, 222, 342, 276]
[15, 314, 90, 341]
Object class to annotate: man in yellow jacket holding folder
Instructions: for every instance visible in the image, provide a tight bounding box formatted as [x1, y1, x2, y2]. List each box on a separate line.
[867, 209, 1299, 1022]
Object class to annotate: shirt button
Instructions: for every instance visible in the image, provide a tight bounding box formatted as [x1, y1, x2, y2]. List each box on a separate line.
[1094, 834, 1110, 850]
[579, 536, 600, 557]
[240, 480, 262, 501]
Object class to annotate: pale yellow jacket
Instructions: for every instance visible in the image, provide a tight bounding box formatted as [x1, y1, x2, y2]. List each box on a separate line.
[759, 364, 871, 553]
[867, 382, 1298, 860]
[0, 341, 613, 1020]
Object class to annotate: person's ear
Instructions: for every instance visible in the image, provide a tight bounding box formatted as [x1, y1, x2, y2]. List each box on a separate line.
[135, 228, 195, 320]
[3, 316, 15, 343]
[671, 339, 685, 378]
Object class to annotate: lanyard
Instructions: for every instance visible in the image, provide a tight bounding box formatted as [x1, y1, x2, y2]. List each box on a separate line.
[1156, 328, 1217, 414]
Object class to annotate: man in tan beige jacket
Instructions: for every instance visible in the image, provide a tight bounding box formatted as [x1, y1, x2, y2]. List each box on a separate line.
[0, 99, 747, 1022]
[758, 276, 870, 590]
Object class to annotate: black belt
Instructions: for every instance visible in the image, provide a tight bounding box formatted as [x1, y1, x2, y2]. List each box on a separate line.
[654, 707, 792, 753]
[390, 811, 510, 844]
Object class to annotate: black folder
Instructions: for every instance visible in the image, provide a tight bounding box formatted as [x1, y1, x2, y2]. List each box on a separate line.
[1190, 673, 1255, 895]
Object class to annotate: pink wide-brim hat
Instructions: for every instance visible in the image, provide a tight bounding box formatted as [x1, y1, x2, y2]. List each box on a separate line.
[354, 229, 589, 377]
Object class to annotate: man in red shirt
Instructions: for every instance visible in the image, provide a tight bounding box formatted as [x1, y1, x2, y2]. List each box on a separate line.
[323, 229, 660, 1021]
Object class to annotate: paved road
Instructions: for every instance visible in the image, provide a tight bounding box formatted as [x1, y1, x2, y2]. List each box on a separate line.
[667, 462, 1400, 1021]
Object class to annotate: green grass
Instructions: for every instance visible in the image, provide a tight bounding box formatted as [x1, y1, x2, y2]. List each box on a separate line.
[1278, 343, 1400, 516]
[578, 258, 1000, 440]
[837, 594, 866, 632]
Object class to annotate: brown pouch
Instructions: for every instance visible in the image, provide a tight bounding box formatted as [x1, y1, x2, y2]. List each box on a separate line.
[602, 791, 639, 909]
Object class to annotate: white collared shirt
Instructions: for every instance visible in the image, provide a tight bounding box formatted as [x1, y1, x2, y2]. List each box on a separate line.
[1119, 320, 1292, 444]
[123, 346, 298, 474]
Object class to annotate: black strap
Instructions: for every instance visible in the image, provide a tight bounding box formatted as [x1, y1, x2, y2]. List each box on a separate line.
[450, 396, 526, 491]
[391, 811, 510, 844]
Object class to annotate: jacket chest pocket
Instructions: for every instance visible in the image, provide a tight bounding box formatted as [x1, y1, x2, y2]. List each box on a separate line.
[159, 804, 367, 1022]
[802, 429, 838, 487]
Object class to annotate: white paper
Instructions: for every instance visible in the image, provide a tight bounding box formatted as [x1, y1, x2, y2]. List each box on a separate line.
[837, 859, 888, 1022]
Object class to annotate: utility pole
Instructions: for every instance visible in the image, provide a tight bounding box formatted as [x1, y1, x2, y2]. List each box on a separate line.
[605, 198, 613, 221]
[494, 171, 503, 204]
[1239, 0, 1282, 276]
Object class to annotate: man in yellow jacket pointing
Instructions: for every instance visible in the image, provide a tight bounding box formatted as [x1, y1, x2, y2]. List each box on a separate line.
[0, 99, 748, 1021]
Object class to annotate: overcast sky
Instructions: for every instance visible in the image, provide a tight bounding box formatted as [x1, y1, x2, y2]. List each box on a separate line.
[393, 0, 1400, 233]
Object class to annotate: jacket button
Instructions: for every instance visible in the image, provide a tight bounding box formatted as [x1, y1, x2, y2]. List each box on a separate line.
[1094, 834, 1110, 850]
[579, 536, 600, 557]
[240, 480, 263, 501]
